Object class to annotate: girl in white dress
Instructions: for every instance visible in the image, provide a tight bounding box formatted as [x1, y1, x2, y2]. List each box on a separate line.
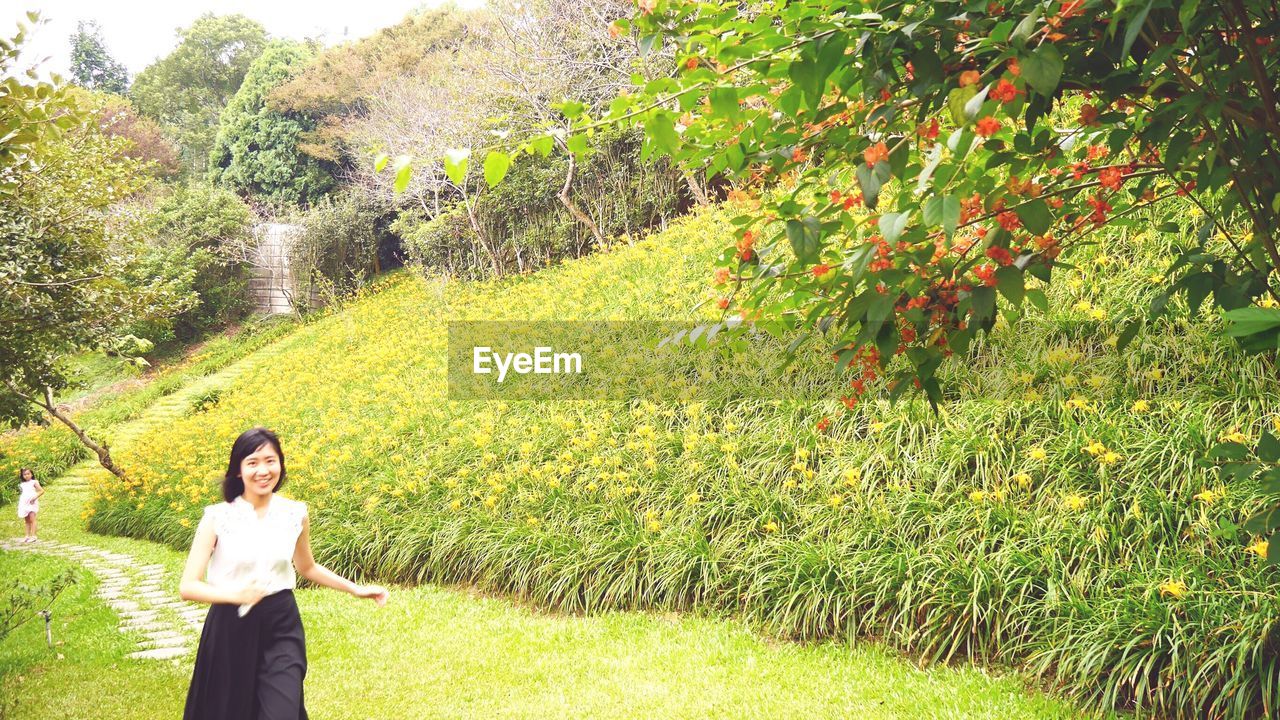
[17, 468, 44, 542]
[179, 427, 388, 720]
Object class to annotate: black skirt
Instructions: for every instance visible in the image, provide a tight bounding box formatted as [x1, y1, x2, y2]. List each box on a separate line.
[184, 590, 308, 720]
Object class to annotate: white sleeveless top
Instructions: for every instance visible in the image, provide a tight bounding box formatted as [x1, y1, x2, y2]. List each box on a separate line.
[199, 495, 308, 596]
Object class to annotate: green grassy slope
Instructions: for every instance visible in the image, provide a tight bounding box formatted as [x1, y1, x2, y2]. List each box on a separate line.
[88, 202, 1280, 718]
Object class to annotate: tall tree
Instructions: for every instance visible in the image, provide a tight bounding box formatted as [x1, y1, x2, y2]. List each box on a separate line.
[68, 20, 129, 94]
[130, 14, 268, 176]
[1, 22, 188, 478]
[208, 40, 335, 206]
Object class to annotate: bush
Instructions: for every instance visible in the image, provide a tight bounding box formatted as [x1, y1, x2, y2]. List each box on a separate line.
[128, 183, 255, 344]
[393, 126, 687, 278]
[286, 191, 392, 307]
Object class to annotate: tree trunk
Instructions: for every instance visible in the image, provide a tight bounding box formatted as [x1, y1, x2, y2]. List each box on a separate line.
[461, 192, 503, 277]
[683, 169, 710, 206]
[5, 381, 128, 481]
[557, 146, 606, 249]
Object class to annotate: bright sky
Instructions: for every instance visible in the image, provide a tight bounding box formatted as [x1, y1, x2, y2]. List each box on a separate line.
[8, 0, 486, 80]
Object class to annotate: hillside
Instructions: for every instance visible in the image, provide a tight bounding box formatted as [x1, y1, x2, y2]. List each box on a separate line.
[88, 203, 1280, 718]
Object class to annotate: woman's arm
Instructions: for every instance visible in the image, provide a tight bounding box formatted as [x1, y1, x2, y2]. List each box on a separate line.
[293, 516, 388, 604]
[178, 519, 264, 606]
[34, 481, 44, 498]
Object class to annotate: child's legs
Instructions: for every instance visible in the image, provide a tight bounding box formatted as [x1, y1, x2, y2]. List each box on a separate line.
[23, 513, 34, 536]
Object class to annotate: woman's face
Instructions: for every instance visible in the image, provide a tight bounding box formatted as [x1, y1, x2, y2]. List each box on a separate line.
[239, 443, 281, 500]
[21, 469, 33, 481]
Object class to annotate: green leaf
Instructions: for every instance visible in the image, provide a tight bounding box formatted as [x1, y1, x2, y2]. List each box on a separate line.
[942, 195, 960, 238]
[856, 162, 882, 208]
[1178, 0, 1201, 30]
[529, 135, 554, 157]
[995, 265, 1024, 304]
[373, 153, 389, 173]
[566, 134, 589, 156]
[879, 212, 909, 243]
[785, 218, 820, 262]
[1122, 0, 1154, 62]
[645, 113, 679, 156]
[1116, 316, 1144, 351]
[923, 196, 943, 227]
[947, 86, 977, 125]
[1259, 430, 1280, 464]
[392, 155, 413, 194]
[970, 287, 996, 323]
[444, 148, 470, 186]
[1020, 45, 1063, 96]
[483, 150, 511, 188]
[1209, 442, 1249, 461]
[710, 87, 739, 118]
[1026, 288, 1048, 312]
[1014, 198, 1053, 235]
[558, 100, 585, 119]
[1223, 307, 1280, 337]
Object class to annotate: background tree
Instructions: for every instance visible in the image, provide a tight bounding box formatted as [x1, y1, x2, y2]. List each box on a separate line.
[66, 89, 182, 178]
[127, 184, 256, 342]
[130, 14, 268, 176]
[267, 6, 474, 164]
[1, 23, 188, 478]
[208, 40, 335, 207]
[68, 20, 129, 95]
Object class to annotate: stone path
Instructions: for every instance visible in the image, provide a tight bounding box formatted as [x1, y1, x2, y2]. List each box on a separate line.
[1, 341, 290, 661]
[0, 537, 204, 659]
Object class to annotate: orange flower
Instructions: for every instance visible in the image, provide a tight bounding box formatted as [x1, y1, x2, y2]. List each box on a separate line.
[812, 263, 833, 279]
[608, 21, 623, 38]
[990, 79, 1021, 103]
[863, 142, 889, 166]
[685, 56, 699, 70]
[959, 70, 982, 87]
[638, 0, 658, 15]
[974, 116, 1001, 137]
[1079, 104, 1100, 126]
[1098, 166, 1126, 191]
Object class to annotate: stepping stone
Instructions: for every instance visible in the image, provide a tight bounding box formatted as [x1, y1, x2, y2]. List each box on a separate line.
[127, 646, 189, 660]
[121, 616, 165, 630]
[143, 630, 186, 642]
[109, 599, 140, 612]
[98, 587, 125, 600]
[120, 608, 159, 619]
[141, 635, 189, 649]
[149, 601, 187, 610]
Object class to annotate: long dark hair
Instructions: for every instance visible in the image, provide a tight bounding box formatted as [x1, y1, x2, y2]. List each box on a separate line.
[222, 427, 287, 503]
[19, 467, 35, 483]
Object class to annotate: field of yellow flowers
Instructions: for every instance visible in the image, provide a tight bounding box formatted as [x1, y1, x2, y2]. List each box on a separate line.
[88, 204, 1280, 718]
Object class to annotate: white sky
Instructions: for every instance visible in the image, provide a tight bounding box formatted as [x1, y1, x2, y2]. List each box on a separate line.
[8, 0, 486, 80]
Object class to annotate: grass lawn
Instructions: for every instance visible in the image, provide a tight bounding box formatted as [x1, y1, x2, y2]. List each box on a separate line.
[1, 482, 1105, 719]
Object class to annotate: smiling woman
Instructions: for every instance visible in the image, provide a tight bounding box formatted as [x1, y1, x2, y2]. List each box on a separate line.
[177, 427, 388, 720]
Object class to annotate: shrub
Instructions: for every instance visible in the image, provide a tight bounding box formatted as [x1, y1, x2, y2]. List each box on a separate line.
[393, 126, 687, 278]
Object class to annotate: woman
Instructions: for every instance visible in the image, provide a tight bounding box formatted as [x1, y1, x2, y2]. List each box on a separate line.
[17, 468, 44, 543]
[180, 427, 388, 720]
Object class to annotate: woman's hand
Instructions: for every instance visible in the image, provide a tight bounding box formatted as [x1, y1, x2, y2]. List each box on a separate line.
[353, 584, 389, 607]
[236, 582, 268, 608]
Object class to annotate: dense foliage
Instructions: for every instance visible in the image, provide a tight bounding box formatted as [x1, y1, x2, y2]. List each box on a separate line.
[129, 184, 256, 342]
[68, 20, 129, 95]
[130, 14, 268, 176]
[208, 41, 336, 207]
